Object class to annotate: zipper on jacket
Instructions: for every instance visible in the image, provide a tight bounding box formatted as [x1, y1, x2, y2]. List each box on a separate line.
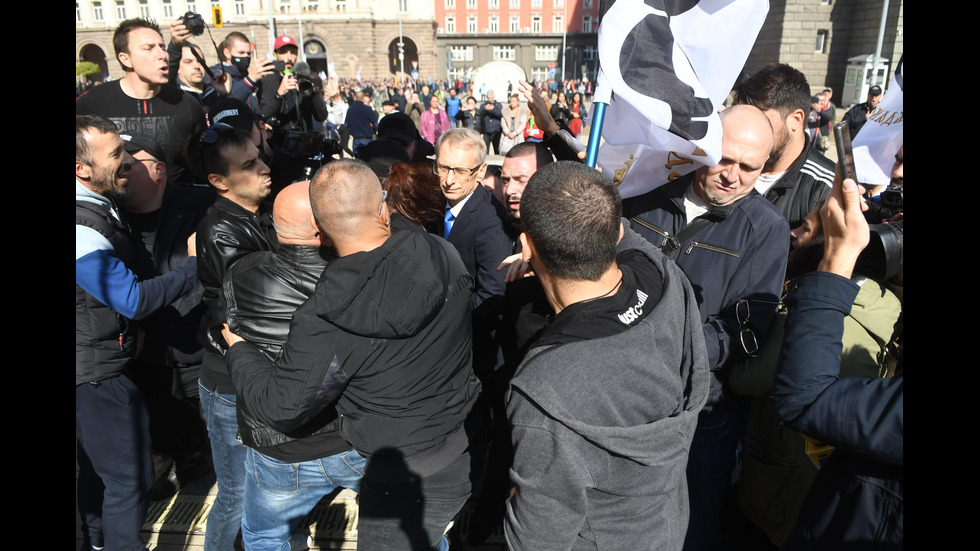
[685, 241, 740, 257]
[630, 217, 680, 252]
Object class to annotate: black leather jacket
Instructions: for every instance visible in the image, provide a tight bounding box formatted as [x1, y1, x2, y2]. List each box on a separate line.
[196, 196, 278, 393]
[222, 244, 350, 461]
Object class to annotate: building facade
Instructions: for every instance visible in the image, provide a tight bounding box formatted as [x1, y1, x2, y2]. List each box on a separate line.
[434, 0, 600, 84]
[76, 0, 438, 83]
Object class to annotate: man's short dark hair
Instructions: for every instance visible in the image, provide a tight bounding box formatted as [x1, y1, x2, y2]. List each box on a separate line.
[76, 115, 120, 164]
[521, 161, 621, 281]
[733, 63, 811, 118]
[220, 31, 251, 61]
[190, 125, 252, 180]
[113, 18, 161, 63]
[505, 142, 554, 169]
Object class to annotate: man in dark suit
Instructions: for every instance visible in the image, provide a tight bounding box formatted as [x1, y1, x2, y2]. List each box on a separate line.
[434, 128, 512, 381]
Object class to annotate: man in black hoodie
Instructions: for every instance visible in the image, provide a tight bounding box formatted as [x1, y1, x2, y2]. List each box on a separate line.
[223, 159, 484, 550]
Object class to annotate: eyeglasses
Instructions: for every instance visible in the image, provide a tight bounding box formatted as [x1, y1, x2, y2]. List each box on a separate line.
[199, 123, 235, 144]
[378, 189, 388, 215]
[735, 299, 781, 356]
[432, 163, 482, 178]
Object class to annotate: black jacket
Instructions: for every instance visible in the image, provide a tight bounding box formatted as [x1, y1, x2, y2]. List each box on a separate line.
[122, 182, 215, 368]
[226, 225, 483, 478]
[196, 196, 278, 393]
[223, 244, 349, 461]
[763, 133, 835, 229]
[623, 174, 789, 412]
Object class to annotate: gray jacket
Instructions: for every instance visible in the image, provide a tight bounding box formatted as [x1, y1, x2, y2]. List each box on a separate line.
[505, 227, 709, 550]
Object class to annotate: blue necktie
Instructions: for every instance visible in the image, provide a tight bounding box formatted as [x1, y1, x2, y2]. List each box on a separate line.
[443, 209, 455, 240]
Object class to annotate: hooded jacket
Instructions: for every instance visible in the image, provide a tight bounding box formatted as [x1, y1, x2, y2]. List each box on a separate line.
[226, 225, 483, 478]
[505, 228, 709, 550]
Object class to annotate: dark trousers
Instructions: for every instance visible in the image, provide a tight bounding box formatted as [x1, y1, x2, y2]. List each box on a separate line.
[357, 450, 476, 550]
[483, 131, 501, 155]
[683, 403, 744, 551]
[76, 374, 154, 550]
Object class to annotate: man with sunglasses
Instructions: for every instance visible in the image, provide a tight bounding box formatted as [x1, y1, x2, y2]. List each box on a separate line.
[435, 128, 512, 383]
[193, 124, 279, 551]
[621, 105, 789, 551]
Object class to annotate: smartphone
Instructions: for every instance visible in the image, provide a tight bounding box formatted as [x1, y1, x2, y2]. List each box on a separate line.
[833, 122, 857, 183]
[272, 59, 285, 73]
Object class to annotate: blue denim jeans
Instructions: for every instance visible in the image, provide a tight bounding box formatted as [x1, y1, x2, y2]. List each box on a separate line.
[683, 404, 744, 551]
[76, 375, 154, 551]
[356, 450, 472, 551]
[242, 447, 366, 551]
[199, 380, 246, 551]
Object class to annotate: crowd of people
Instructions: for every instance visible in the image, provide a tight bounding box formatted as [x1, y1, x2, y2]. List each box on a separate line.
[76, 15, 902, 551]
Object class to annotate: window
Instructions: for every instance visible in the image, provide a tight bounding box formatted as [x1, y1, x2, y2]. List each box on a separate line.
[510, 0, 520, 7]
[489, 16, 499, 33]
[467, 16, 477, 33]
[280, 0, 291, 14]
[535, 45, 558, 60]
[554, 0, 563, 7]
[450, 45, 473, 61]
[489, 0, 499, 8]
[398, 0, 408, 12]
[493, 45, 516, 61]
[445, 0, 455, 7]
[582, 15, 591, 32]
[116, 1, 126, 20]
[532, 67, 549, 82]
[531, 15, 541, 32]
[139, 0, 150, 18]
[445, 16, 456, 33]
[306, 0, 318, 10]
[93, 1, 103, 20]
[162, 0, 172, 18]
[467, 0, 476, 7]
[584, 0, 592, 8]
[76, 2, 82, 22]
[584, 46, 597, 60]
[335, 0, 346, 12]
[187, 1, 197, 14]
[532, 0, 541, 7]
[552, 15, 563, 33]
[509, 15, 520, 32]
[815, 30, 828, 53]
[236, 0, 246, 15]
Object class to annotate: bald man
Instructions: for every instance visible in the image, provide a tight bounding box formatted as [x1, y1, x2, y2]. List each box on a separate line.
[622, 104, 790, 551]
[219, 181, 361, 550]
[223, 160, 484, 551]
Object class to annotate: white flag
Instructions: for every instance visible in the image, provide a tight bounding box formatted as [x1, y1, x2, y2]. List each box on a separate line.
[852, 56, 903, 189]
[595, 0, 769, 198]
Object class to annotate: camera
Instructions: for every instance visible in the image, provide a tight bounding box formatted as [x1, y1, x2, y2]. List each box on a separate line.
[865, 184, 903, 225]
[854, 219, 903, 282]
[180, 11, 205, 36]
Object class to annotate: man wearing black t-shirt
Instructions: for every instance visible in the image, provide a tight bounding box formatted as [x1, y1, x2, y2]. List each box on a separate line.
[76, 18, 206, 185]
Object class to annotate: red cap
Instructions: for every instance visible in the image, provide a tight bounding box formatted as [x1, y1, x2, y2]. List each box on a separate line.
[274, 35, 297, 51]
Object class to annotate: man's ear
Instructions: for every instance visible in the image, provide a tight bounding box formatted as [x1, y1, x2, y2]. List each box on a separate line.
[520, 232, 533, 264]
[76, 161, 92, 182]
[787, 108, 806, 133]
[151, 161, 167, 184]
[208, 173, 230, 192]
[476, 163, 488, 182]
[617, 221, 625, 245]
[118, 51, 133, 71]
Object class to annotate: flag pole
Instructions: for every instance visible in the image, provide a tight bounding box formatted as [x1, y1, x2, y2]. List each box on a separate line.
[584, 70, 611, 168]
